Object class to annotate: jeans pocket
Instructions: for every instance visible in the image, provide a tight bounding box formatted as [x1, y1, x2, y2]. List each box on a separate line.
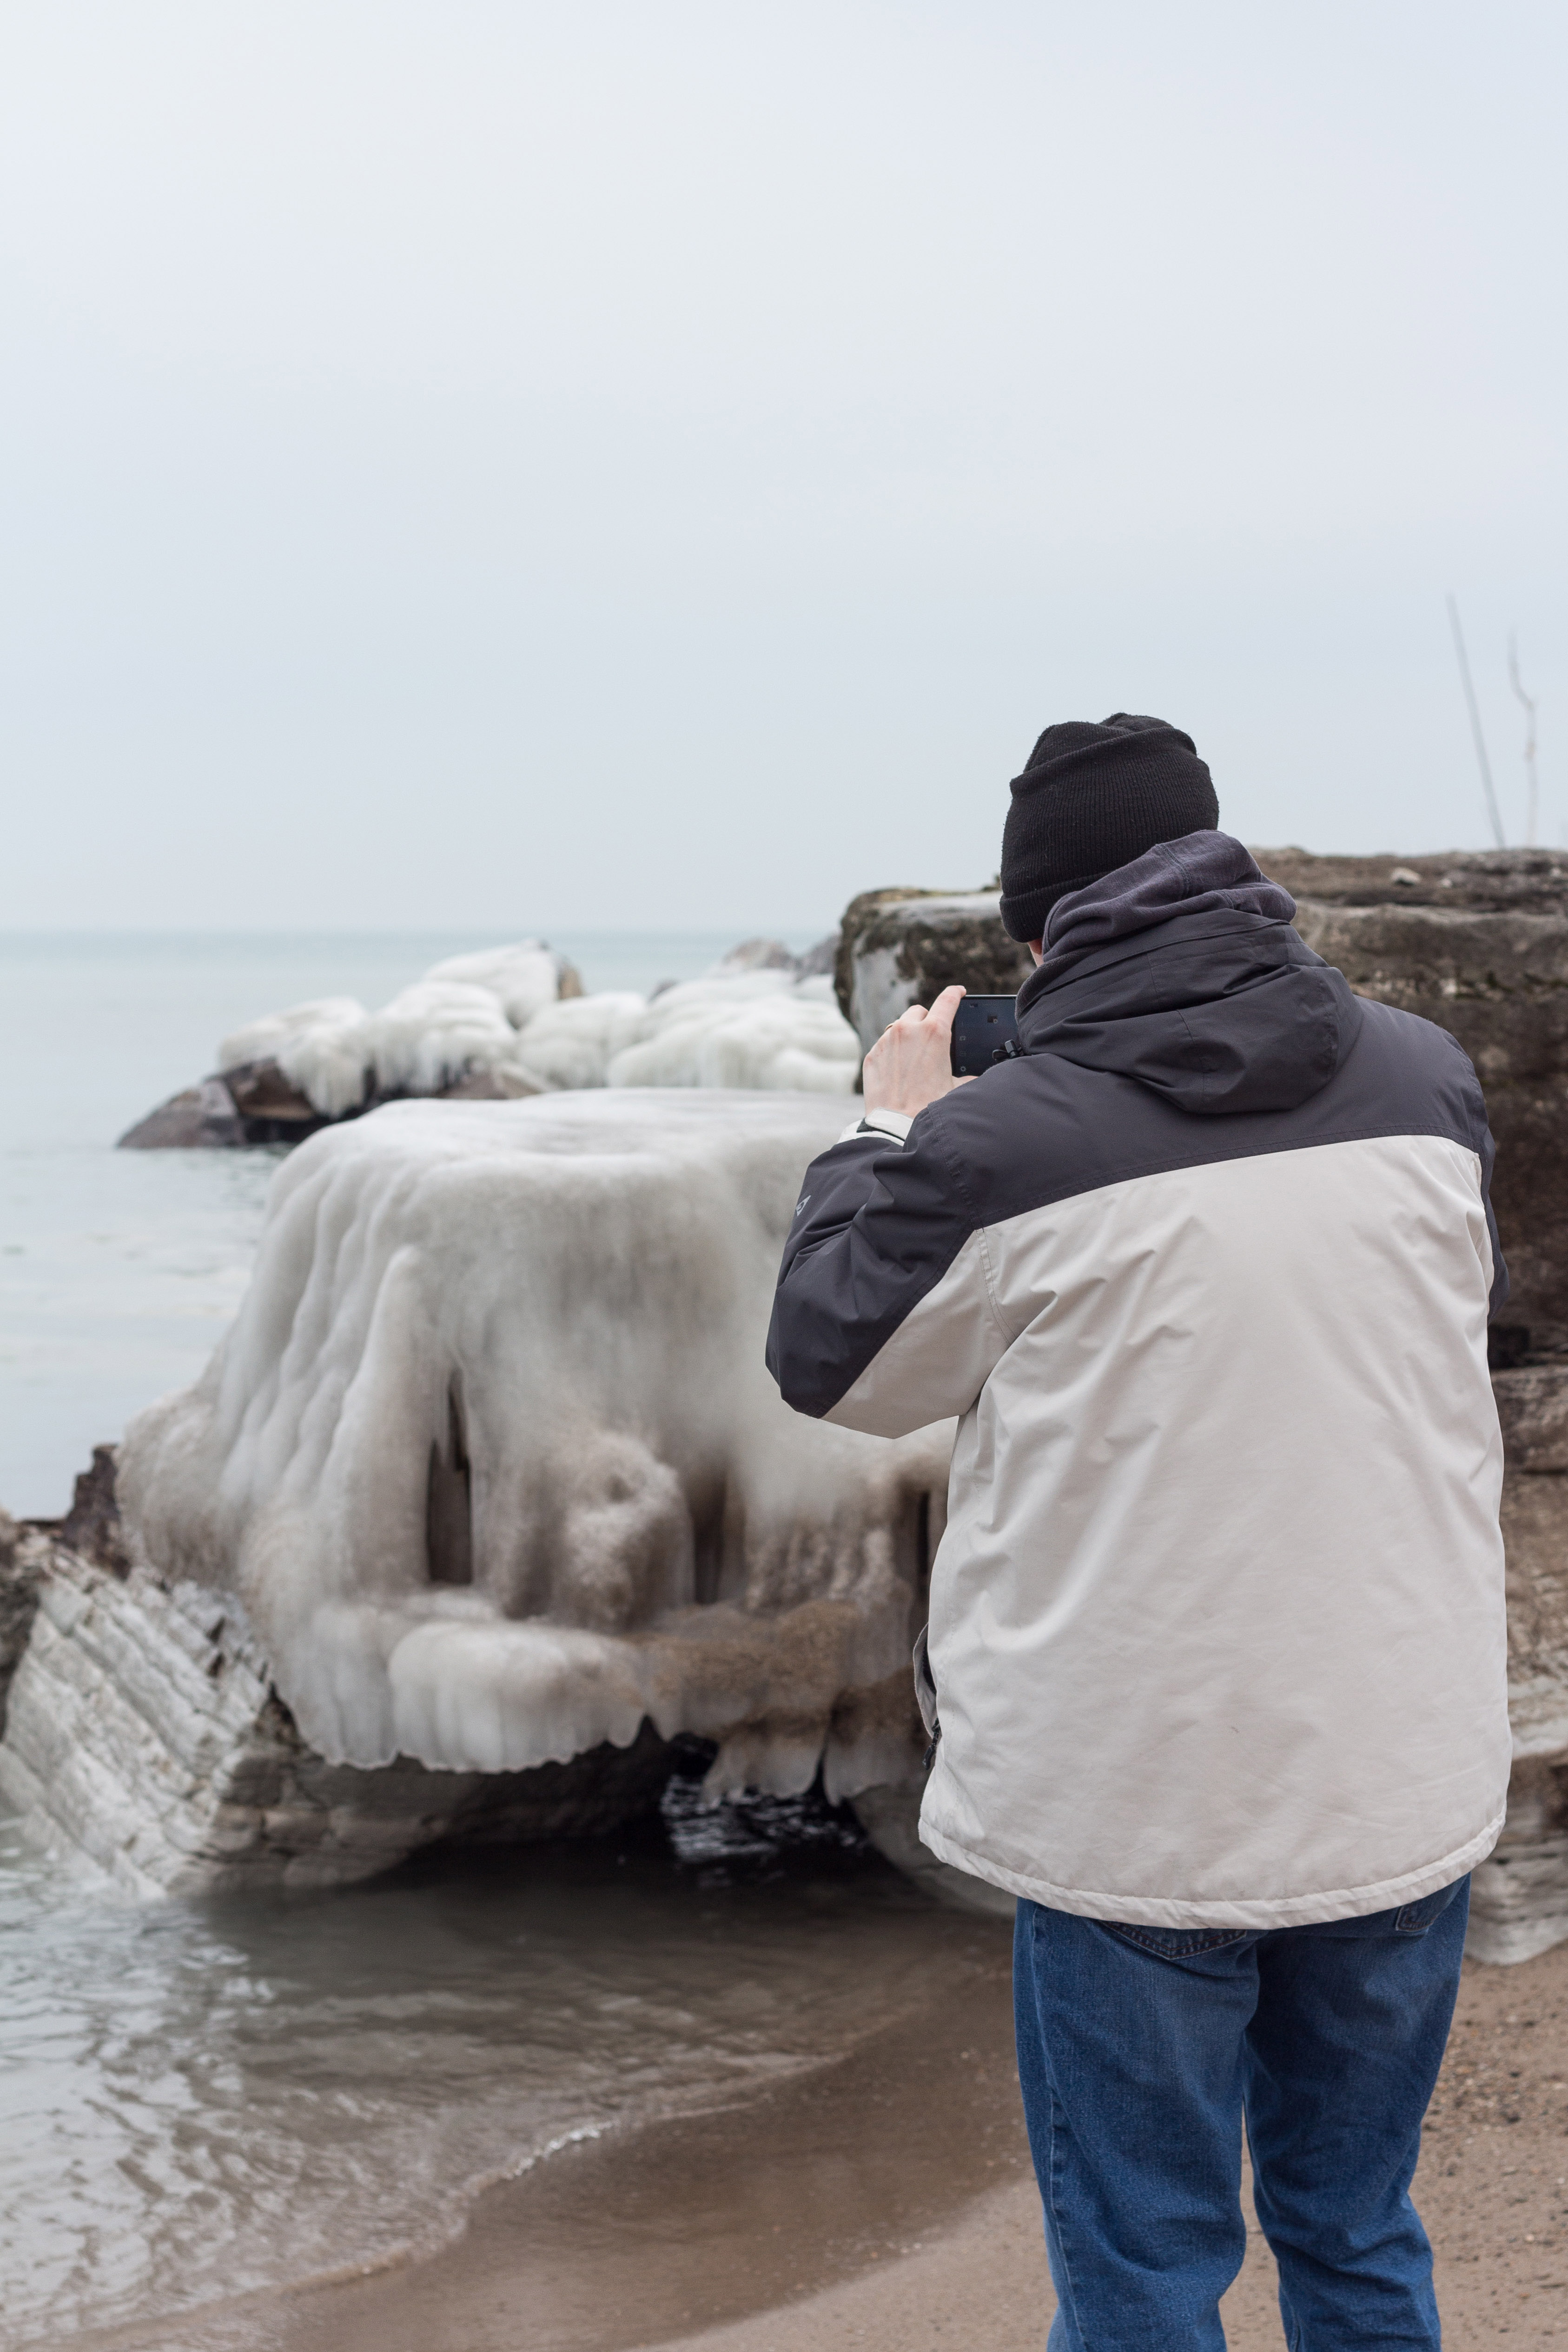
[1104, 1922, 1253, 1960]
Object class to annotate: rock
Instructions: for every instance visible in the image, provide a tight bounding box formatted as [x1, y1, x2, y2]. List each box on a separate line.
[1465, 1362, 1568, 1963]
[833, 853, 1568, 1957]
[1493, 1371, 1568, 1475]
[222, 1057, 325, 1126]
[849, 1776, 1015, 1921]
[119, 1076, 247, 1149]
[794, 932, 841, 978]
[715, 935, 842, 980]
[122, 1055, 549, 1150]
[57, 1444, 133, 1576]
[0, 1546, 674, 1895]
[715, 938, 801, 974]
[841, 846, 1568, 1342]
[1283, 895, 1568, 1338]
[120, 1061, 323, 1150]
[1259, 843, 1568, 1338]
[1254, 845, 1568, 914]
[0, 1511, 49, 1735]
[834, 889, 1034, 1053]
[2, 1446, 130, 1734]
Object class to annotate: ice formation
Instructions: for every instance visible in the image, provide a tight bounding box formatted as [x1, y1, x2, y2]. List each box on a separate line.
[216, 946, 860, 1116]
[513, 973, 860, 1094]
[218, 942, 568, 1117]
[118, 1093, 950, 1804]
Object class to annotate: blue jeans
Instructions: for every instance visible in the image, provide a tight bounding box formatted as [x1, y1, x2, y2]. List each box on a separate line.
[1012, 1878, 1469, 2350]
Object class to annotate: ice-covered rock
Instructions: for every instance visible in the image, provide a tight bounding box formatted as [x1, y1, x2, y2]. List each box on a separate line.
[226, 967, 860, 1111]
[216, 942, 576, 1119]
[606, 974, 859, 1092]
[111, 1093, 948, 1856]
[423, 940, 577, 1025]
[505, 992, 649, 1089]
[122, 940, 861, 1147]
[501, 973, 859, 1095]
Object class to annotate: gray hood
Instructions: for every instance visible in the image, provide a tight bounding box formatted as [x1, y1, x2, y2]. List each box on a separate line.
[1015, 830, 1363, 1116]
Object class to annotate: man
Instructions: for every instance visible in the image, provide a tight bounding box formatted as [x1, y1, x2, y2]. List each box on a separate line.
[766, 714, 1509, 2349]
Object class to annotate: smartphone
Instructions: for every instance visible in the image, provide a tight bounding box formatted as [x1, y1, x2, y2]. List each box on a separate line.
[950, 994, 1021, 1077]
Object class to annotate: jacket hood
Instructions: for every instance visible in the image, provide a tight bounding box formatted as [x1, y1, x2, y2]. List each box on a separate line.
[1015, 830, 1363, 1116]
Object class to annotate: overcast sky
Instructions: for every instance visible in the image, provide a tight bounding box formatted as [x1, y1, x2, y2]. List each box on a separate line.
[3, 1, 1564, 934]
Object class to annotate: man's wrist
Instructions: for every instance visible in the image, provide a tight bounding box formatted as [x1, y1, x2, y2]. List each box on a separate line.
[837, 1105, 916, 1145]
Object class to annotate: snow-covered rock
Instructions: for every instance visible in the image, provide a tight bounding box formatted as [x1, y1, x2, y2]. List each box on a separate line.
[505, 992, 648, 1090]
[606, 974, 859, 1093]
[225, 965, 860, 1115]
[112, 1093, 949, 1851]
[422, 941, 570, 1027]
[499, 973, 859, 1095]
[122, 939, 862, 1146]
[217, 941, 576, 1119]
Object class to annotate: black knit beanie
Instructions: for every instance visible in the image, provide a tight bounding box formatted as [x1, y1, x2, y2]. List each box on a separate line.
[998, 713, 1219, 942]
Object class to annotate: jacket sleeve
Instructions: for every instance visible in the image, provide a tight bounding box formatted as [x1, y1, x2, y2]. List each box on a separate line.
[765, 1109, 1014, 1437]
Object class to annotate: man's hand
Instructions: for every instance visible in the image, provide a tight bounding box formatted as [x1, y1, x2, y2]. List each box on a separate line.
[861, 985, 967, 1118]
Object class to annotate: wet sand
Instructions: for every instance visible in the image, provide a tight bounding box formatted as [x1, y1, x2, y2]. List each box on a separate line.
[653, 1937, 1568, 2352]
[84, 1931, 1568, 2352]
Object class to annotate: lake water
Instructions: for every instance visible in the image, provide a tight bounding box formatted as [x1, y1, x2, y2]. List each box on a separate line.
[0, 929, 987, 2352]
[0, 1787, 990, 2350]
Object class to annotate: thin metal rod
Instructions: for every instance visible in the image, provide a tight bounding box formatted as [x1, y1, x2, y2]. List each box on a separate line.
[1447, 594, 1506, 849]
[1509, 630, 1539, 851]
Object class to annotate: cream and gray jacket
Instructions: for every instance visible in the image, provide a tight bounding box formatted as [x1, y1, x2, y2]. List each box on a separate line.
[767, 831, 1509, 1928]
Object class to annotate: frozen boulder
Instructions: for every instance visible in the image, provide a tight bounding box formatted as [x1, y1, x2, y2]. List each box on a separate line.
[503, 972, 860, 1095]
[213, 944, 577, 1119]
[121, 943, 861, 1148]
[108, 1093, 949, 1880]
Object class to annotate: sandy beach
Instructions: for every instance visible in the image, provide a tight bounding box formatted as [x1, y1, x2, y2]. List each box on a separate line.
[80, 1923, 1568, 2352]
[660, 1933, 1568, 2352]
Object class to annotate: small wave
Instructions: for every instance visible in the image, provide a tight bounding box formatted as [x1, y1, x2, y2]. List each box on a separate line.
[0, 1788, 937, 2349]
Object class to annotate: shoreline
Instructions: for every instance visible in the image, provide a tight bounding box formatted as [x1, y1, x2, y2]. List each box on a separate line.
[68, 1918, 1025, 2352]
[68, 1932, 1568, 2352]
